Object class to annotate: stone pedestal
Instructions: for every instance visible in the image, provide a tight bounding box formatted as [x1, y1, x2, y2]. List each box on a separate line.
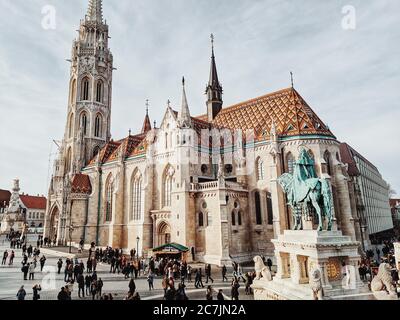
[253, 230, 369, 300]
[0, 214, 26, 234]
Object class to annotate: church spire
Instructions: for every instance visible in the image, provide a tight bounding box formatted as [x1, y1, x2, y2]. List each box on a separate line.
[206, 34, 223, 122]
[141, 99, 152, 134]
[86, 0, 103, 23]
[178, 77, 192, 128]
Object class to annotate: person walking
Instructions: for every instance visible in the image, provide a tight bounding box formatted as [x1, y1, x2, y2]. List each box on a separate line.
[217, 289, 225, 301]
[222, 264, 228, 282]
[195, 268, 204, 289]
[77, 273, 85, 298]
[162, 276, 168, 295]
[129, 278, 136, 294]
[32, 284, 41, 301]
[147, 271, 154, 291]
[231, 279, 240, 301]
[97, 278, 103, 298]
[90, 280, 98, 300]
[175, 283, 188, 300]
[28, 262, 36, 280]
[16, 286, 26, 300]
[85, 274, 92, 296]
[206, 285, 213, 300]
[2, 250, 8, 265]
[21, 263, 29, 280]
[39, 255, 47, 271]
[8, 250, 15, 266]
[205, 264, 214, 284]
[56, 258, 62, 274]
[57, 287, 69, 301]
[87, 258, 92, 274]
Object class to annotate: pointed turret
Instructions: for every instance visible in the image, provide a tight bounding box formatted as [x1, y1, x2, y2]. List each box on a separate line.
[86, 0, 103, 23]
[178, 77, 192, 128]
[206, 34, 223, 122]
[141, 100, 152, 134]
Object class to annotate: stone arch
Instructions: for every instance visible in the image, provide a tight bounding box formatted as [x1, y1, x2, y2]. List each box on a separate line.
[96, 79, 104, 103]
[79, 110, 89, 135]
[48, 205, 60, 243]
[156, 220, 171, 246]
[94, 113, 103, 138]
[70, 78, 77, 104]
[81, 76, 91, 101]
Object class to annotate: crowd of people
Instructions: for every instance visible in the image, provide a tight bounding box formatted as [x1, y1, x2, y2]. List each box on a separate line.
[4, 232, 274, 301]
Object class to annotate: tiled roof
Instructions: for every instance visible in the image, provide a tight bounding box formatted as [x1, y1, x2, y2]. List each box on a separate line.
[0, 189, 11, 208]
[340, 142, 378, 174]
[20, 195, 47, 210]
[71, 174, 92, 194]
[196, 87, 335, 141]
[339, 143, 360, 176]
[88, 133, 147, 166]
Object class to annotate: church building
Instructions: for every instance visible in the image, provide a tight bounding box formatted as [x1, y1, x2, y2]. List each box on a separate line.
[44, 0, 366, 265]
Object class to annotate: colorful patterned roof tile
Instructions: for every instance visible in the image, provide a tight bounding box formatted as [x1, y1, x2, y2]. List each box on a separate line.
[196, 87, 335, 141]
[71, 174, 92, 194]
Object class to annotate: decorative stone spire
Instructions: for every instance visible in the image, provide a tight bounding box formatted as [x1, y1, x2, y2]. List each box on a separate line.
[178, 77, 192, 128]
[141, 99, 152, 134]
[206, 34, 223, 122]
[86, 0, 103, 23]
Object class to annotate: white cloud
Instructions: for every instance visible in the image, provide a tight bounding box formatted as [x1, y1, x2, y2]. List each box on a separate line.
[0, 0, 399, 195]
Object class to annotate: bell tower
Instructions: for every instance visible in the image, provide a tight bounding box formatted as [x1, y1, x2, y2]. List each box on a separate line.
[63, 0, 113, 175]
[206, 34, 223, 122]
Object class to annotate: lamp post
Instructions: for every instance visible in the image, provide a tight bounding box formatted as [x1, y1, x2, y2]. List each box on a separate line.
[136, 236, 140, 261]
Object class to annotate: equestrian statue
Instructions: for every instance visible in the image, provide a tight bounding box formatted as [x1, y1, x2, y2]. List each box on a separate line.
[277, 148, 334, 231]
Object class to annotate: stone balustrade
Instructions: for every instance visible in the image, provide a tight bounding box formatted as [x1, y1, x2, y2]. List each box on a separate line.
[190, 180, 247, 192]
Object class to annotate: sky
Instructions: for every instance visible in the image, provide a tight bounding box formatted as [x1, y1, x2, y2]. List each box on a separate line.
[0, 0, 399, 196]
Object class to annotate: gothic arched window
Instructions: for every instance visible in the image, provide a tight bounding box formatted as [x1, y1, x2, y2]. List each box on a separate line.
[255, 191, 262, 225]
[68, 113, 74, 138]
[95, 114, 102, 137]
[81, 77, 90, 101]
[105, 176, 113, 222]
[65, 147, 72, 173]
[70, 79, 77, 104]
[131, 171, 142, 221]
[80, 112, 88, 135]
[231, 211, 236, 226]
[256, 157, 265, 181]
[96, 80, 104, 103]
[324, 151, 332, 176]
[286, 152, 294, 174]
[163, 166, 174, 207]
